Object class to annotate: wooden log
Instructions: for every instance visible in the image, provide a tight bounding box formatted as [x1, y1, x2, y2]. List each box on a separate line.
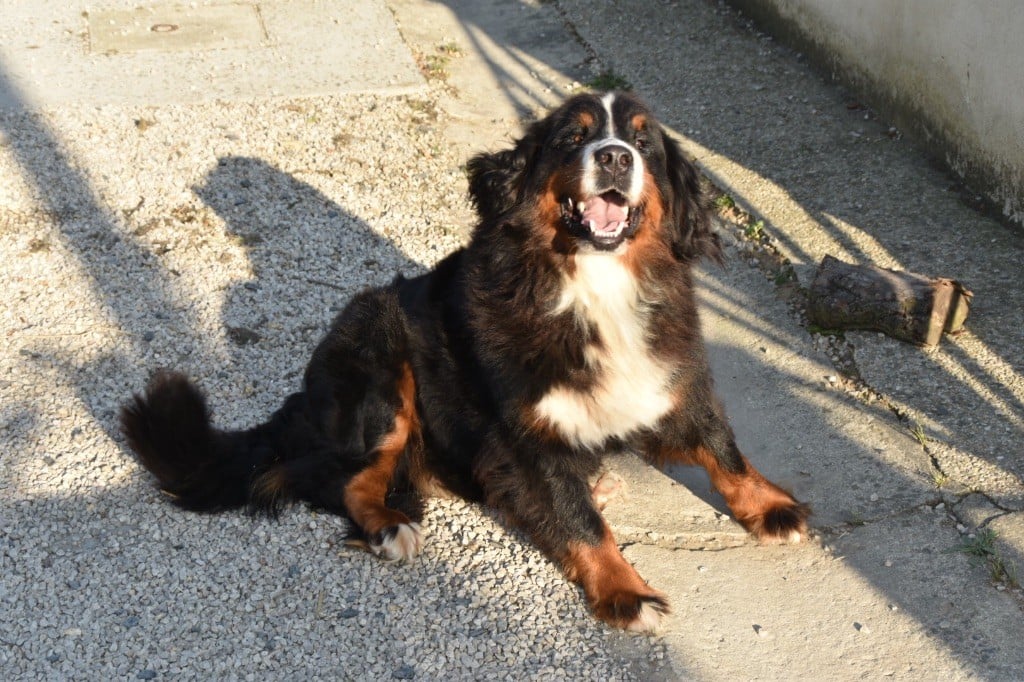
[806, 255, 972, 347]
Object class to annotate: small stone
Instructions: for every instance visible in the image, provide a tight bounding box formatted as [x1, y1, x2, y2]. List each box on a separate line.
[869, 493, 879, 502]
[226, 326, 261, 345]
[137, 670, 157, 680]
[392, 664, 416, 679]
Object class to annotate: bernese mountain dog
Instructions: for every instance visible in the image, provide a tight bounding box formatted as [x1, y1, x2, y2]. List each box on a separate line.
[122, 91, 809, 632]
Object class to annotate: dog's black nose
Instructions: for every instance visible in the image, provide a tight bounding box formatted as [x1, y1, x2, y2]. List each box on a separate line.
[593, 144, 633, 171]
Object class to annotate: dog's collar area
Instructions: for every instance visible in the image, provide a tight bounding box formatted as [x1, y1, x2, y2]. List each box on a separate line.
[560, 191, 642, 250]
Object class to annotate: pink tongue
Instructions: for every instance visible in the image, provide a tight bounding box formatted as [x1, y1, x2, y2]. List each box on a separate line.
[582, 194, 628, 233]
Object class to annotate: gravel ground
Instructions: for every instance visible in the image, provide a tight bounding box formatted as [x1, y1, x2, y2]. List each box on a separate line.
[0, 94, 672, 679]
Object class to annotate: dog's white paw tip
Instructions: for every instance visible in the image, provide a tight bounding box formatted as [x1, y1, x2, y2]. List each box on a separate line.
[371, 522, 424, 562]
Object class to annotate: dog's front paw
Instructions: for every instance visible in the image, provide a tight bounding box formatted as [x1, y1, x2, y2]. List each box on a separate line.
[370, 522, 424, 562]
[591, 590, 669, 633]
[565, 529, 670, 634]
[743, 500, 810, 544]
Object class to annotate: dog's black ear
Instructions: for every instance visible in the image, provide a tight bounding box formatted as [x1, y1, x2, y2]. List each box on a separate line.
[466, 119, 548, 222]
[466, 148, 524, 222]
[662, 129, 722, 264]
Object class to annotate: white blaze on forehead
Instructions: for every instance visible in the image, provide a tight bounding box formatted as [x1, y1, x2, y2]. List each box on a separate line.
[601, 92, 617, 137]
[580, 92, 645, 203]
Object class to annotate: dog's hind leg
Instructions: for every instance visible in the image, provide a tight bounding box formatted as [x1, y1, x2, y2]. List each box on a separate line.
[342, 362, 424, 562]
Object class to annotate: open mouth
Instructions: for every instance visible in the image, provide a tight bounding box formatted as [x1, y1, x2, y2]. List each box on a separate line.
[560, 190, 642, 250]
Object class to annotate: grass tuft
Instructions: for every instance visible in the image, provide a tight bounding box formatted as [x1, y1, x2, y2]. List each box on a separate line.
[952, 528, 1020, 589]
[586, 71, 632, 92]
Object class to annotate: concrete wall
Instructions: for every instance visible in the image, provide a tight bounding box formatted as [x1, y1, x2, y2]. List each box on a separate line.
[729, 0, 1024, 226]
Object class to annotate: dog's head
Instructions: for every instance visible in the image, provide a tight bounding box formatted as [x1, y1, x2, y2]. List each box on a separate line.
[467, 92, 720, 263]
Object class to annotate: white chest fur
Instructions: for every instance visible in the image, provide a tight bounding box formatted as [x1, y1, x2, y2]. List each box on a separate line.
[534, 253, 675, 447]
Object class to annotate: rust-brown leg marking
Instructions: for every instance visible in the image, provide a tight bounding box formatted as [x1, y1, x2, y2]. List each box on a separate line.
[342, 363, 423, 561]
[687, 446, 809, 543]
[563, 523, 668, 632]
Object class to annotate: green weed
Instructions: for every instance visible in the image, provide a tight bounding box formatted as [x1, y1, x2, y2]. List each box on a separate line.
[714, 194, 736, 210]
[953, 529, 1020, 588]
[586, 71, 632, 92]
[744, 219, 765, 240]
[910, 421, 928, 448]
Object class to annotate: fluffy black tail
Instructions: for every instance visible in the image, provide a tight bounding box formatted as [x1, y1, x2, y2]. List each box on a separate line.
[121, 371, 321, 514]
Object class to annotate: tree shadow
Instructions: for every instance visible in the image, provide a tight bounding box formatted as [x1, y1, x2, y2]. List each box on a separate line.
[190, 155, 423, 416]
[0, 64, 182, 443]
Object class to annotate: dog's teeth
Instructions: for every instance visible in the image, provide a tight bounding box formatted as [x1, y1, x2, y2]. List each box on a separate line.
[624, 206, 630, 218]
[577, 201, 586, 212]
[567, 197, 574, 209]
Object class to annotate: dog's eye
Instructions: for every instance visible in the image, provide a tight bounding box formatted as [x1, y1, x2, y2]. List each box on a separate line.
[571, 128, 588, 145]
[634, 133, 649, 151]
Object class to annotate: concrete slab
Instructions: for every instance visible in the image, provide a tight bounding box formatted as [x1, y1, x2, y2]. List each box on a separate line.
[0, 1, 424, 108]
[628, 510, 1024, 679]
[603, 453, 750, 551]
[852, 331, 1024, 507]
[88, 4, 267, 54]
[389, 0, 590, 157]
